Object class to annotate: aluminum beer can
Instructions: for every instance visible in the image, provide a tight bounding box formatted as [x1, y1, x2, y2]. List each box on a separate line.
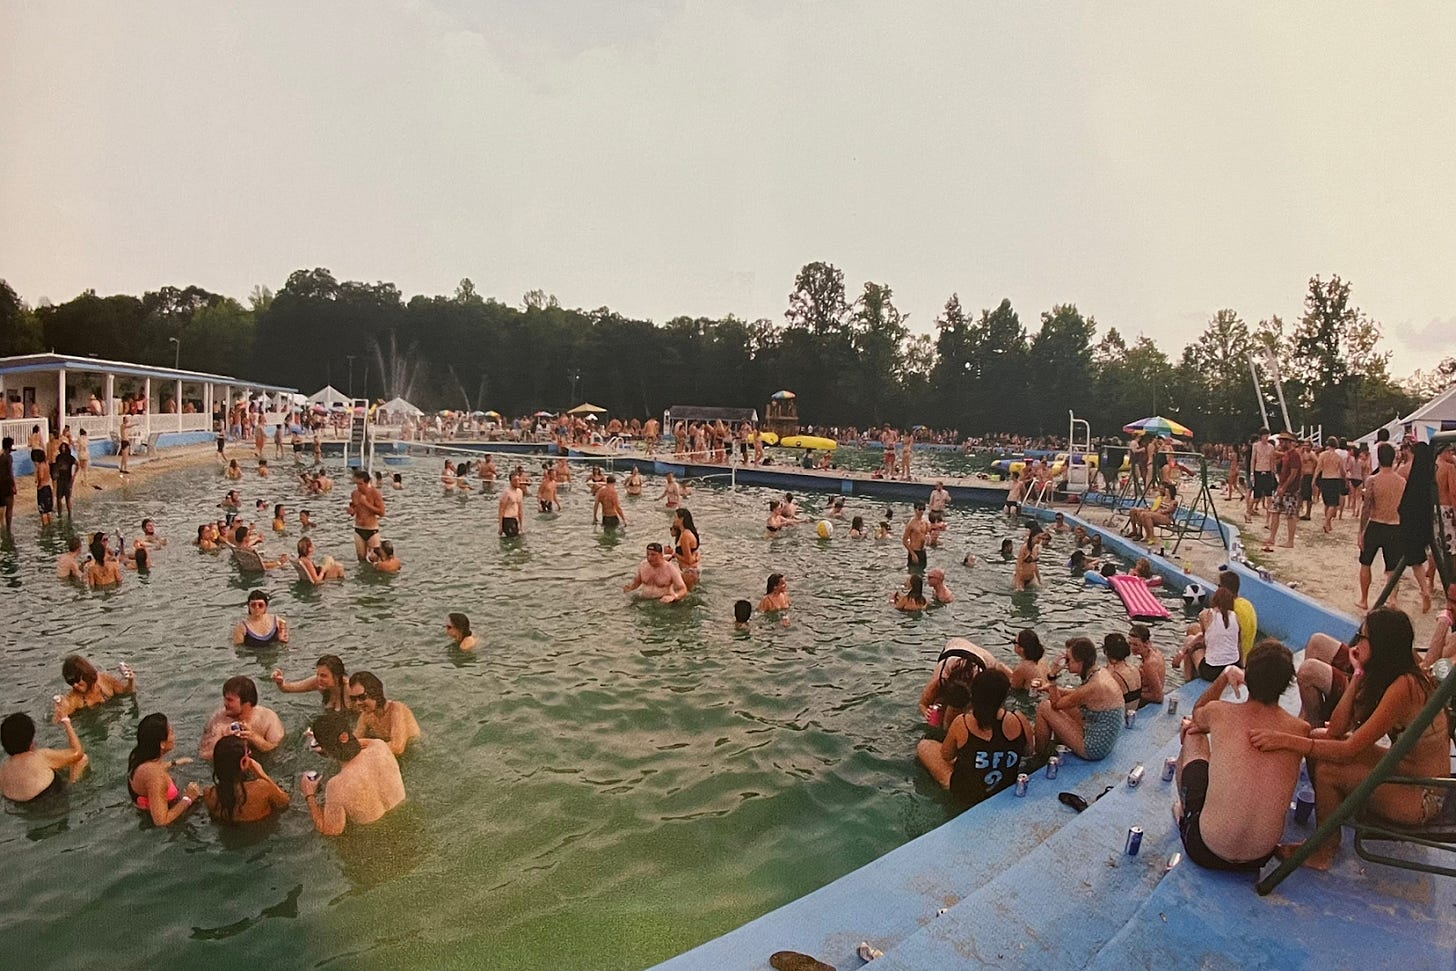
[1166, 696, 1179, 717]
[1127, 763, 1145, 788]
[1162, 756, 1177, 781]
[1015, 774, 1029, 797]
[1046, 756, 1060, 779]
[1124, 708, 1136, 729]
[303, 770, 320, 783]
[926, 704, 944, 728]
[52, 694, 63, 706]
[119, 661, 133, 679]
[230, 721, 244, 734]
[1125, 826, 1143, 856]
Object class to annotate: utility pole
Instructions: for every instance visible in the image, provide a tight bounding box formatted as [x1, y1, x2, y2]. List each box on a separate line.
[346, 355, 356, 398]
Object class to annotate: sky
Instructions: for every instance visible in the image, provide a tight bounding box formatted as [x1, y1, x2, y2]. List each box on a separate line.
[2, 1, 1453, 378]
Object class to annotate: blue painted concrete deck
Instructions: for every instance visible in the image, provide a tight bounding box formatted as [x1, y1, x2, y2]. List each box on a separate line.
[648, 501, 1455, 971]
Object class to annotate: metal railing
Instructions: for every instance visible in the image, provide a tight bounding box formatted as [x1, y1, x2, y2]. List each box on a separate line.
[1257, 428, 1456, 894]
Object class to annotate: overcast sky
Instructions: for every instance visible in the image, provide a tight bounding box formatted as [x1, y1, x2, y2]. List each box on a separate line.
[3, 1, 1452, 376]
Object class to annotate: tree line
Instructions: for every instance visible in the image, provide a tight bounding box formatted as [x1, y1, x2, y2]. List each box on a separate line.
[1, 264, 1443, 444]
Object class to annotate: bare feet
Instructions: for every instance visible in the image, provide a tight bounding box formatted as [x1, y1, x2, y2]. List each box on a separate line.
[1279, 542, 1295, 548]
[1274, 841, 1334, 871]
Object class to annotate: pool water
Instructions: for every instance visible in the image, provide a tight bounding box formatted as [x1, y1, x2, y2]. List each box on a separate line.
[0, 458, 1182, 970]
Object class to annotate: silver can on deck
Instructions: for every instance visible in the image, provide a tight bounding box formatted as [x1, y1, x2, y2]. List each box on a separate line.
[1166, 696, 1179, 716]
[1162, 756, 1178, 782]
[1046, 756, 1060, 779]
[1125, 826, 1143, 856]
[1015, 773, 1029, 797]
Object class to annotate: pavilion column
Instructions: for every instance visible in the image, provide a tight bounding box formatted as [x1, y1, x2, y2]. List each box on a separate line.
[57, 368, 67, 435]
[175, 378, 183, 432]
[143, 377, 152, 438]
[104, 373, 115, 419]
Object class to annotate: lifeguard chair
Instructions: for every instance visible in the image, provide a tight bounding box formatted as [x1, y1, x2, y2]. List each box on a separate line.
[765, 390, 799, 438]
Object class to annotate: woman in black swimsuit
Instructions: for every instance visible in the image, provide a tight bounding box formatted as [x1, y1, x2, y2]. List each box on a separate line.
[232, 589, 289, 648]
[917, 669, 1032, 807]
[1102, 633, 1143, 710]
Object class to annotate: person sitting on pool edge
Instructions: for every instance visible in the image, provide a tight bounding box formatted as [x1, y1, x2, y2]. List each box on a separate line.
[301, 710, 406, 836]
[917, 668, 1032, 808]
[1174, 640, 1308, 871]
[1032, 637, 1124, 761]
[447, 613, 478, 651]
[1, 707, 88, 802]
[348, 672, 421, 757]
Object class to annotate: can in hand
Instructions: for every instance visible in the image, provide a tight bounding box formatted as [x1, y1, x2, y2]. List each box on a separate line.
[1127, 763, 1145, 788]
[52, 694, 63, 706]
[230, 721, 244, 735]
[1125, 826, 1143, 856]
[926, 704, 944, 728]
[1046, 756, 1060, 779]
[1162, 756, 1177, 781]
[1015, 773, 1029, 797]
[1166, 696, 1179, 717]
[119, 662, 133, 679]
[303, 770, 320, 783]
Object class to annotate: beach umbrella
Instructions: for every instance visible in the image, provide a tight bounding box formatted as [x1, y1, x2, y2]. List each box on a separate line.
[567, 402, 607, 415]
[483, 410, 501, 418]
[1122, 415, 1193, 438]
[770, 390, 796, 400]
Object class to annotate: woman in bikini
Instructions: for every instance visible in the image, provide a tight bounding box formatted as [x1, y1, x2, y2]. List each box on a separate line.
[672, 508, 701, 592]
[204, 735, 290, 825]
[1251, 607, 1451, 870]
[1013, 528, 1046, 591]
[758, 573, 791, 613]
[232, 590, 290, 647]
[85, 532, 123, 589]
[55, 654, 136, 720]
[659, 472, 683, 510]
[893, 573, 929, 611]
[127, 713, 202, 827]
[1102, 633, 1143, 712]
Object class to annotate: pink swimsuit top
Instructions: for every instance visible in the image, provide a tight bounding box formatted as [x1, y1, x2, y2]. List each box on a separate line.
[130, 777, 180, 811]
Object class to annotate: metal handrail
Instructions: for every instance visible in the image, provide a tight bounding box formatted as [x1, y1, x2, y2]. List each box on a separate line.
[1258, 430, 1456, 893]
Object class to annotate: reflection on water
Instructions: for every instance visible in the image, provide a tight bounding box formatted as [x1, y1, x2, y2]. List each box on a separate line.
[0, 452, 1183, 969]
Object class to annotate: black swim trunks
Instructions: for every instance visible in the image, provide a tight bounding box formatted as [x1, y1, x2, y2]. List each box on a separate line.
[354, 526, 379, 543]
[501, 517, 520, 538]
[37, 484, 53, 514]
[1178, 759, 1273, 872]
[539, 499, 554, 513]
[907, 548, 928, 570]
[601, 515, 620, 530]
[1253, 471, 1276, 499]
[1359, 521, 1401, 570]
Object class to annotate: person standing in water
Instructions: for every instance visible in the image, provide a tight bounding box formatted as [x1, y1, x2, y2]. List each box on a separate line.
[594, 475, 627, 530]
[349, 468, 387, 561]
[498, 470, 525, 538]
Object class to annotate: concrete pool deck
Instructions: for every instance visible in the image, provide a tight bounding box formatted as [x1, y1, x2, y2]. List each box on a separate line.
[647, 499, 1456, 971]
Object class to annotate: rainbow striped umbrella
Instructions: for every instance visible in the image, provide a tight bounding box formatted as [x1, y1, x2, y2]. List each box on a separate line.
[1122, 415, 1193, 438]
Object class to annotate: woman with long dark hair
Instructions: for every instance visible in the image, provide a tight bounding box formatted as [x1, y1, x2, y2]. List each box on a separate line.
[204, 735, 289, 825]
[127, 713, 201, 826]
[271, 655, 347, 710]
[1395, 441, 1435, 612]
[1251, 607, 1450, 869]
[917, 668, 1032, 807]
[673, 508, 701, 592]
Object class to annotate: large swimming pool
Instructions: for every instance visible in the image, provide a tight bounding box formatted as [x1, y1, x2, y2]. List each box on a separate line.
[0, 456, 1180, 970]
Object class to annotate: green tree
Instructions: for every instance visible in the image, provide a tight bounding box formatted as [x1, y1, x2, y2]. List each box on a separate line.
[848, 281, 909, 425]
[1027, 304, 1095, 433]
[0, 280, 43, 355]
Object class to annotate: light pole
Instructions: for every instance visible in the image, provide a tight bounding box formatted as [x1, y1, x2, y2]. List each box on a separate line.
[569, 369, 581, 404]
[168, 336, 180, 369]
[346, 355, 356, 398]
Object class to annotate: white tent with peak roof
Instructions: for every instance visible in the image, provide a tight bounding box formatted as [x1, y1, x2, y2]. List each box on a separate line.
[306, 385, 351, 409]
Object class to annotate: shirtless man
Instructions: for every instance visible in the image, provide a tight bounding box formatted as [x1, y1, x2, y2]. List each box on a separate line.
[1298, 440, 1318, 519]
[198, 676, 286, 761]
[902, 503, 930, 572]
[623, 542, 686, 603]
[0, 437, 13, 532]
[928, 481, 951, 519]
[1263, 433, 1301, 551]
[1436, 446, 1456, 564]
[926, 568, 954, 604]
[593, 475, 627, 530]
[498, 471, 525, 538]
[1247, 428, 1276, 522]
[301, 711, 406, 836]
[348, 468, 387, 562]
[1315, 439, 1347, 534]
[1174, 641, 1308, 871]
[1357, 442, 1407, 611]
[33, 449, 54, 526]
[537, 468, 560, 512]
[1129, 624, 1166, 706]
[1, 708, 88, 803]
[56, 535, 85, 580]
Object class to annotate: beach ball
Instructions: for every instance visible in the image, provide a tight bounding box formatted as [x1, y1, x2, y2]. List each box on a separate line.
[816, 520, 834, 539]
[1182, 583, 1207, 607]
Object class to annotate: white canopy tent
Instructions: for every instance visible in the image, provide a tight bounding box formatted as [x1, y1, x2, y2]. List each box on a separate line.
[1354, 382, 1456, 446]
[380, 396, 423, 417]
[307, 385, 352, 410]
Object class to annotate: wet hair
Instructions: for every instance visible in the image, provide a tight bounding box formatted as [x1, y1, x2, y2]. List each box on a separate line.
[1210, 585, 1235, 623]
[378, 540, 394, 558]
[1354, 607, 1429, 726]
[1100, 562, 1118, 578]
[1069, 550, 1087, 572]
[851, 516, 864, 531]
[297, 537, 312, 556]
[211, 735, 250, 824]
[222, 675, 258, 706]
[1000, 538, 1014, 554]
[128, 713, 171, 776]
[968, 668, 1012, 728]
[1016, 629, 1045, 661]
[317, 654, 347, 704]
[247, 589, 270, 604]
[273, 504, 284, 519]
[1244, 639, 1296, 704]
[88, 532, 107, 563]
[311, 710, 361, 761]
[903, 574, 925, 603]
[1132, 558, 1153, 579]
[66, 534, 82, 554]
[765, 573, 784, 595]
[349, 671, 387, 707]
[62, 655, 98, 689]
[733, 599, 752, 623]
[197, 525, 208, 542]
[1129, 624, 1151, 644]
[675, 508, 700, 545]
[1066, 637, 1098, 682]
[448, 612, 471, 636]
[1, 713, 36, 755]
[134, 546, 149, 571]
[234, 525, 249, 545]
[392, 473, 402, 483]
[1103, 632, 1131, 661]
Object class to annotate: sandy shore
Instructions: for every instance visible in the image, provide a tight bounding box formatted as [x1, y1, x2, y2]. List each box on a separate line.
[1061, 485, 1445, 649]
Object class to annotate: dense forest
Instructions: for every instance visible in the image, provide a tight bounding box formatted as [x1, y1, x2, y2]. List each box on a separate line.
[1, 263, 1446, 444]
